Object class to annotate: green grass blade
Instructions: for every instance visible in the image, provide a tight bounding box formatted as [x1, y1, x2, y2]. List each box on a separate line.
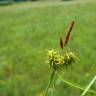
[80, 75, 96, 96]
[44, 69, 56, 96]
[50, 81, 55, 96]
[58, 75, 96, 94]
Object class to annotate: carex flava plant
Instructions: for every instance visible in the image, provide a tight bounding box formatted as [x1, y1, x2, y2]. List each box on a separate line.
[44, 21, 78, 96]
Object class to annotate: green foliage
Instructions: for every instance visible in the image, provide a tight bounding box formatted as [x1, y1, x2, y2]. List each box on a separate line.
[0, 0, 14, 6]
[0, 1, 96, 96]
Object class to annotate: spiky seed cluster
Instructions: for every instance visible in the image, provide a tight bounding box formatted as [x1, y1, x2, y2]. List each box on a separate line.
[47, 49, 77, 69]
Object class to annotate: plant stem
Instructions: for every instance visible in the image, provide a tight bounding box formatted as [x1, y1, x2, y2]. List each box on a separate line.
[58, 75, 96, 94]
[80, 75, 96, 96]
[44, 68, 56, 96]
[50, 77, 55, 96]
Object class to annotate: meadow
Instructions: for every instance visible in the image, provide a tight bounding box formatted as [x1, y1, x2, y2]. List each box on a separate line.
[0, 1, 96, 96]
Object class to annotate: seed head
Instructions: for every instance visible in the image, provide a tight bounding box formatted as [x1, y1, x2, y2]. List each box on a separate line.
[47, 49, 77, 69]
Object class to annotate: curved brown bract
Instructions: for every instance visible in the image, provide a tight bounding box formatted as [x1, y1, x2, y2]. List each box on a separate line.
[60, 21, 75, 49]
[63, 21, 75, 47]
[60, 37, 64, 49]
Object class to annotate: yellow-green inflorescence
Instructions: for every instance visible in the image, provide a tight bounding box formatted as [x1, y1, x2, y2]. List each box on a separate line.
[47, 49, 77, 69]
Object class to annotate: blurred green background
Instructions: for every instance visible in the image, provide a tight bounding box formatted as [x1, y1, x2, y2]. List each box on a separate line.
[0, 0, 96, 5]
[0, 0, 96, 96]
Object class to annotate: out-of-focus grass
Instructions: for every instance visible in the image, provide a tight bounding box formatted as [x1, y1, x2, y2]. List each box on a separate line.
[0, 1, 96, 96]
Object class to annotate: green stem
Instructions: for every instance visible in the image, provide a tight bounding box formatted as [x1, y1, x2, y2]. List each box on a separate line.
[58, 75, 96, 94]
[44, 68, 56, 96]
[50, 76, 56, 96]
[80, 75, 96, 96]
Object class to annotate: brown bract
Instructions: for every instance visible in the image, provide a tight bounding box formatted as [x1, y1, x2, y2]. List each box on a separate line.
[60, 21, 75, 49]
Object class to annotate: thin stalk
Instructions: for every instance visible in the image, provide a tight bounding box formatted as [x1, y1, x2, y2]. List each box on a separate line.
[50, 79, 55, 96]
[58, 75, 96, 94]
[44, 68, 56, 96]
[80, 75, 96, 96]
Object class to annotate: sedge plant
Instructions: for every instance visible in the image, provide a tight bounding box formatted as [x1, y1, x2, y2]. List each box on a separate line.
[44, 21, 78, 96]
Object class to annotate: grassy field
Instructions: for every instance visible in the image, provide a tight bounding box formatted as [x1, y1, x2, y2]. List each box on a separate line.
[0, 1, 96, 96]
